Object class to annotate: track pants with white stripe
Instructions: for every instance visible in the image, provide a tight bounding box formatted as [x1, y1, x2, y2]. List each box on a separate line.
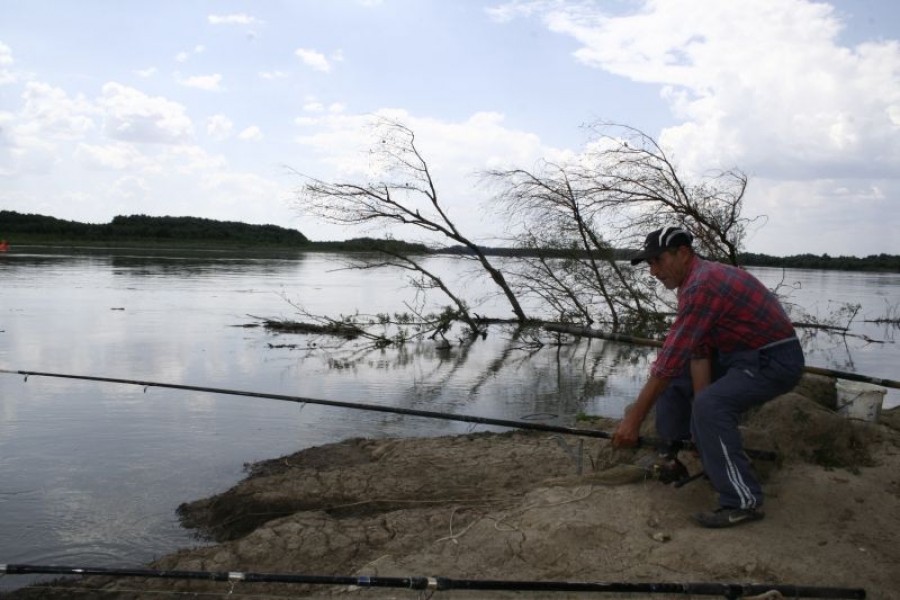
[656, 339, 805, 509]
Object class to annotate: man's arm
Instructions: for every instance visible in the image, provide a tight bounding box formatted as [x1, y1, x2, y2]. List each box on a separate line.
[612, 374, 670, 448]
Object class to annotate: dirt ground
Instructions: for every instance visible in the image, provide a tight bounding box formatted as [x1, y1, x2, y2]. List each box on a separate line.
[8, 374, 900, 599]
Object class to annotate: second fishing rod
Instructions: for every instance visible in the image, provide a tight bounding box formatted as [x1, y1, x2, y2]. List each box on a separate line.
[1, 368, 778, 461]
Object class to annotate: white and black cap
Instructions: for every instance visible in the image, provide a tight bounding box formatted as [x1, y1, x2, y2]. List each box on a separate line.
[629, 226, 694, 265]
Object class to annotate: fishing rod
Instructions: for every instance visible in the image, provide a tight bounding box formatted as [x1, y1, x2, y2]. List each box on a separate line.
[544, 324, 900, 391]
[0, 368, 777, 461]
[0, 564, 867, 598]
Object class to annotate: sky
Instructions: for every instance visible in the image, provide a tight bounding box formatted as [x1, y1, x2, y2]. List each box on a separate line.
[1, 0, 898, 257]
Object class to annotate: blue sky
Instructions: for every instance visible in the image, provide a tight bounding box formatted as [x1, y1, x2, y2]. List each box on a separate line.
[1, 0, 898, 256]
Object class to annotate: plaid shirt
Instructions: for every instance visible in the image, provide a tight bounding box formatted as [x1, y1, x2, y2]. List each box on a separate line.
[651, 255, 796, 379]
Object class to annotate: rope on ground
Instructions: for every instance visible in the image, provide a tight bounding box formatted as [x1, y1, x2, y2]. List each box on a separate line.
[434, 485, 616, 544]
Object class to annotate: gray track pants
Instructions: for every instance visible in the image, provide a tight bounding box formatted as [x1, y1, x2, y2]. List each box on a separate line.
[655, 339, 804, 509]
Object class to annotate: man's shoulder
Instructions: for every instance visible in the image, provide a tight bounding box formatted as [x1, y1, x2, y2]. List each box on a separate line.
[694, 257, 746, 279]
[685, 256, 721, 284]
[683, 257, 747, 293]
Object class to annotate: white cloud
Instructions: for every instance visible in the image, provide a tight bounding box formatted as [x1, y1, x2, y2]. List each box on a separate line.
[513, 0, 900, 180]
[206, 114, 233, 140]
[295, 48, 334, 72]
[134, 67, 157, 78]
[744, 178, 900, 255]
[259, 70, 288, 80]
[175, 45, 205, 64]
[164, 145, 228, 174]
[20, 81, 95, 138]
[301, 99, 345, 114]
[109, 175, 150, 200]
[0, 41, 12, 66]
[208, 14, 263, 26]
[0, 41, 16, 85]
[237, 126, 262, 141]
[75, 142, 148, 170]
[485, 1, 547, 23]
[99, 82, 194, 145]
[180, 73, 223, 91]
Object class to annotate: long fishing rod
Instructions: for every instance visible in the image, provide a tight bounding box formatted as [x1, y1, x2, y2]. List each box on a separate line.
[0, 368, 777, 461]
[0, 564, 867, 598]
[544, 324, 900, 391]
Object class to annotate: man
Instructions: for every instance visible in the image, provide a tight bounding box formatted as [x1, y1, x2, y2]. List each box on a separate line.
[613, 226, 804, 528]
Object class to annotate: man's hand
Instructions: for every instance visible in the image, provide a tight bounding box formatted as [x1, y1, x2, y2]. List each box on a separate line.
[612, 414, 641, 448]
[611, 374, 671, 449]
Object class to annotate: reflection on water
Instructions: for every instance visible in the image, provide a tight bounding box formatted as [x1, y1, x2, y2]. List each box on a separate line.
[0, 248, 897, 591]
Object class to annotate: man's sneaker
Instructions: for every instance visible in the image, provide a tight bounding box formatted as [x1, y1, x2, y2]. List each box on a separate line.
[648, 456, 689, 484]
[693, 507, 765, 528]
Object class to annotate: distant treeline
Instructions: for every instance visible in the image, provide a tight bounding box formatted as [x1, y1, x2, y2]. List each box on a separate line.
[1, 211, 896, 270]
[737, 252, 900, 272]
[0, 211, 309, 247]
[0, 211, 429, 254]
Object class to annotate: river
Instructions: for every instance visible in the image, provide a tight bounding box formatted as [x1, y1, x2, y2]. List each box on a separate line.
[0, 247, 897, 590]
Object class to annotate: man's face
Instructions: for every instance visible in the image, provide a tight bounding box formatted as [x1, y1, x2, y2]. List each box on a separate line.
[647, 247, 691, 290]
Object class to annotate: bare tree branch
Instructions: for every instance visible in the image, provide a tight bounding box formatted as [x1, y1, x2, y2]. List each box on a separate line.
[295, 117, 527, 322]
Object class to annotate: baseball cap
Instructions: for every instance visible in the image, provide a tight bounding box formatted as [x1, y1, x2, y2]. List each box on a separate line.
[629, 226, 694, 265]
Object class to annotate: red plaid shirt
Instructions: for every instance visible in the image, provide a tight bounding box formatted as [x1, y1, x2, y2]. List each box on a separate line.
[651, 255, 796, 379]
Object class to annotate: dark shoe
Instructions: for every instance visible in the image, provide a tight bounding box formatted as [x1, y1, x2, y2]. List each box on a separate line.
[649, 457, 689, 484]
[693, 506, 764, 528]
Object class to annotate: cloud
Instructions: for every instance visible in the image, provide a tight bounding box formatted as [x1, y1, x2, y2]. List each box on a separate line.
[295, 48, 341, 73]
[206, 114, 233, 140]
[175, 45, 206, 64]
[208, 14, 263, 26]
[506, 0, 900, 180]
[134, 67, 157, 78]
[0, 41, 12, 66]
[164, 145, 228, 174]
[259, 70, 288, 80]
[744, 177, 899, 255]
[237, 126, 262, 141]
[0, 41, 16, 85]
[179, 73, 223, 91]
[99, 82, 194, 145]
[75, 142, 148, 170]
[109, 175, 151, 203]
[19, 81, 96, 140]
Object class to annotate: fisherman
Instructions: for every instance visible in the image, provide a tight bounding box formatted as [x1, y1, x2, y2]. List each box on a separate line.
[612, 226, 804, 528]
